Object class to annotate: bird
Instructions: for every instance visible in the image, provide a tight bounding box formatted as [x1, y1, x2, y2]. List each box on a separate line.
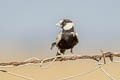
[51, 19, 79, 56]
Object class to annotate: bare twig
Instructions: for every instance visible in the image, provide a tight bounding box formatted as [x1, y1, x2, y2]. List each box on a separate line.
[0, 51, 120, 66]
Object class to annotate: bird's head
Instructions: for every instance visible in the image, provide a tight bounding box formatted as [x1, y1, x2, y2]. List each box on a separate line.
[56, 19, 74, 30]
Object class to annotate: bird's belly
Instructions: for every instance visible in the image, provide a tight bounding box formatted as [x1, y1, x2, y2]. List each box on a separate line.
[58, 40, 75, 49]
[57, 33, 78, 49]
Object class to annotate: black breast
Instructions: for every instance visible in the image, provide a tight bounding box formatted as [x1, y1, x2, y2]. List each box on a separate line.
[58, 32, 78, 49]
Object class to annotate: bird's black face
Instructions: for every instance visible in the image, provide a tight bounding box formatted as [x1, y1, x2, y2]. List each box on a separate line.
[56, 19, 72, 28]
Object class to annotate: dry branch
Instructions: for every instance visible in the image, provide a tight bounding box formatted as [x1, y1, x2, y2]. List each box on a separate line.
[0, 51, 120, 66]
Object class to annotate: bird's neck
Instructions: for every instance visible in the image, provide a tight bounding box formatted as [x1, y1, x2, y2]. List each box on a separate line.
[62, 27, 74, 33]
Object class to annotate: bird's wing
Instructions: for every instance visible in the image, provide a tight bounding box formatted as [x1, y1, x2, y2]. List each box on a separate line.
[56, 31, 62, 45]
[71, 32, 79, 43]
[75, 32, 79, 43]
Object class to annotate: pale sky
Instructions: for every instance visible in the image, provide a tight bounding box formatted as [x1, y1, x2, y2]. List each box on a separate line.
[0, 0, 120, 56]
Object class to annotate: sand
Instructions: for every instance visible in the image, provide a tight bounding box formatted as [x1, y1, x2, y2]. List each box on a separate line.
[0, 57, 120, 80]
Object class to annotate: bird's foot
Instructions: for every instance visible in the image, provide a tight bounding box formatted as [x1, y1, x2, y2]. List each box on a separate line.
[56, 53, 64, 59]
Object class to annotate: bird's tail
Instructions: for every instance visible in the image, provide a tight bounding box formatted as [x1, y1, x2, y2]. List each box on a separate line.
[51, 42, 56, 50]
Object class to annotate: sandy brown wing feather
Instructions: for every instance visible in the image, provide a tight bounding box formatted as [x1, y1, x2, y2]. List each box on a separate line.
[56, 31, 62, 46]
[71, 32, 79, 41]
[75, 32, 79, 43]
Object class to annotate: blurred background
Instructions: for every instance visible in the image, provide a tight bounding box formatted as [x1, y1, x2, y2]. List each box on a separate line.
[0, 0, 120, 62]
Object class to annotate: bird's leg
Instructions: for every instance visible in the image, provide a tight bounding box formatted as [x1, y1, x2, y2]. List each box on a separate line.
[56, 49, 65, 56]
[60, 49, 65, 55]
[56, 49, 64, 56]
[70, 48, 74, 54]
[70, 48, 77, 57]
[56, 50, 61, 56]
[56, 50, 65, 59]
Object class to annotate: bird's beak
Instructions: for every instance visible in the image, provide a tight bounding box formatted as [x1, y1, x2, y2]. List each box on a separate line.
[56, 23, 62, 27]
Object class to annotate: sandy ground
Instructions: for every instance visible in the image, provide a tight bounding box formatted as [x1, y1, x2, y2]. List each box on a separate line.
[0, 57, 120, 80]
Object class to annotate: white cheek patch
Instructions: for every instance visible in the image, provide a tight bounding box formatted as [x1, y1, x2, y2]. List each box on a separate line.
[63, 23, 74, 30]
